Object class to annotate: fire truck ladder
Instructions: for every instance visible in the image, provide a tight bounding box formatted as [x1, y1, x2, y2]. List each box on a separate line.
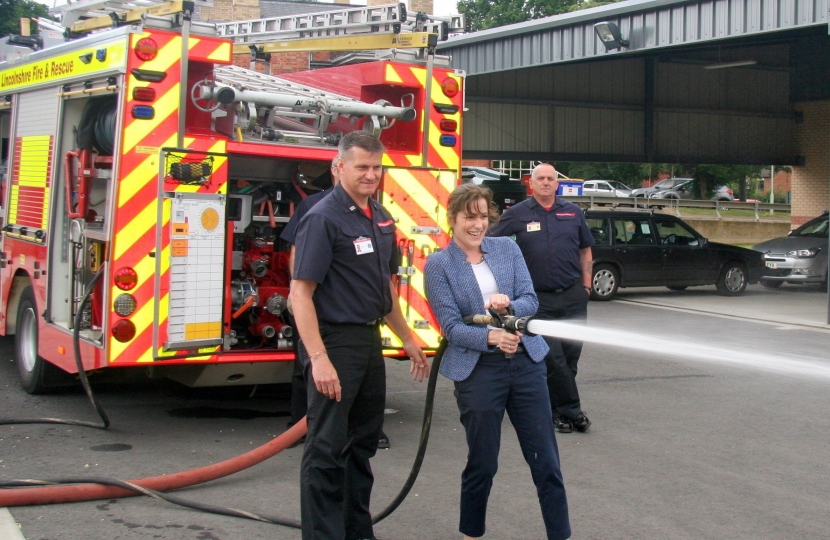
[215, 2, 467, 55]
[193, 64, 417, 146]
[50, 0, 216, 36]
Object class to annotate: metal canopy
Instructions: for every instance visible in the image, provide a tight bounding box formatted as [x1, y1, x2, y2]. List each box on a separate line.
[438, 0, 829, 75]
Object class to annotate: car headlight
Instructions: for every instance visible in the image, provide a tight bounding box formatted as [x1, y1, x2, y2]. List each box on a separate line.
[785, 248, 820, 258]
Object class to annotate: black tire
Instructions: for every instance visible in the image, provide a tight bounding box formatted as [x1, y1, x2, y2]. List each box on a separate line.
[15, 286, 57, 394]
[716, 262, 747, 296]
[666, 286, 688, 291]
[591, 264, 619, 301]
[760, 279, 783, 289]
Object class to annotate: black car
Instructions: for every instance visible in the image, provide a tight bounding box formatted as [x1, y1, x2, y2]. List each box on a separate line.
[585, 210, 765, 300]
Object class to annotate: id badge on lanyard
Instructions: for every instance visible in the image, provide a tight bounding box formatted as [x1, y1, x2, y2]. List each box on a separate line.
[354, 236, 374, 255]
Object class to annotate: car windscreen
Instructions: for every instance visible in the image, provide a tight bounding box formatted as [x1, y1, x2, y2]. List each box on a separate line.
[792, 217, 829, 238]
[607, 181, 630, 190]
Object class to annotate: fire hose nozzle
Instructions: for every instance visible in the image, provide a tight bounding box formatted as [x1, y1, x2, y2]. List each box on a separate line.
[461, 309, 536, 336]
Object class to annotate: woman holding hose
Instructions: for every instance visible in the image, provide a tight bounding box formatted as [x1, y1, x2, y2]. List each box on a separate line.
[424, 183, 570, 540]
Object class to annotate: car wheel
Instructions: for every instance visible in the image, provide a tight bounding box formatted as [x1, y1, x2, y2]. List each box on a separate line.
[15, 286, 57, 394]
[760, 279, 782, 289]
[666, 286, 688, 291]
[591, 264, 619, 301]
[716, 262, 747, 296]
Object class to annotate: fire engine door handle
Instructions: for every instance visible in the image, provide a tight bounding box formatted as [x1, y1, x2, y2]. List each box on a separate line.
[149, 252, 156, 258]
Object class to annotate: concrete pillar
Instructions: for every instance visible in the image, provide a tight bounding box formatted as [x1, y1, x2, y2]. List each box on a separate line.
[790, 100, 830, 227]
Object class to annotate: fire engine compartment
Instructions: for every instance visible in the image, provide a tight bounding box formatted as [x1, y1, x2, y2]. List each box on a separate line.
[222, 155, 335, 353]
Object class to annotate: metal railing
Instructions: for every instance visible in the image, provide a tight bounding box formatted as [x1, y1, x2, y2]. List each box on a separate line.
[570, 196, 791, 221]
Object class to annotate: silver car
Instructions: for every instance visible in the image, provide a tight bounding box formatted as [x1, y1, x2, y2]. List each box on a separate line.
[752, 213, 829, 289]
[648, 179, 735, 201]
[582, 180, 632, 197]
[630, 177, 692, 199]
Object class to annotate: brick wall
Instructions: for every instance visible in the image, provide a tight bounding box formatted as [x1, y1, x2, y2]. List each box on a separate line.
[366, 0, 433, 13]
[791, 100, 830, 227]
[409, 0, 434, 14]
[199, 0, 259, 22]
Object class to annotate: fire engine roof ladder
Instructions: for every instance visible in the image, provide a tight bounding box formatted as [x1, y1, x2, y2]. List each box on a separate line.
[211, 2, 465, 164]
[193, 64, 417, 147]
[215, 2, 466, 66]
[51, 0, 216, 35]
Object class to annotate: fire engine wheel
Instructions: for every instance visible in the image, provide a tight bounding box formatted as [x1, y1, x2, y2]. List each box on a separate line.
[15, 286, 56, 394]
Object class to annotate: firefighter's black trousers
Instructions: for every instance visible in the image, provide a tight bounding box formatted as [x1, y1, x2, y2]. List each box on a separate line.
[536, 285, 589, 420]
[300, 322, 385, 540]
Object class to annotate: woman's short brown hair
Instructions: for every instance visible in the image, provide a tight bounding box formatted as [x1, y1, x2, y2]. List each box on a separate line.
[447, 183, 500, 232]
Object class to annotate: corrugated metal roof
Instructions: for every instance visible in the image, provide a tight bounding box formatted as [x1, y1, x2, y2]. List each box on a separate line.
[438, 0, 829, 75]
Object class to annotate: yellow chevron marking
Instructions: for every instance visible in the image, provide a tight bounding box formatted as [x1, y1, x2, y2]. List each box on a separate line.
[109, 291, 156, 361]
[123, 84, 180, 153]
[385, 63, 404, 84]
[118, 133, 179, 207]
[109, 238, 170, 363]
[428, 73, 462, 169]
[386, 168, 451, 238]
[114, 200, 157, 260]
[428, 119, 461, 170]
[207, 42, 231, 61]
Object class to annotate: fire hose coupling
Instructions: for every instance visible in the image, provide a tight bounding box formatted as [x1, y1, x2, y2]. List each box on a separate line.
[462, 306, 536, 336]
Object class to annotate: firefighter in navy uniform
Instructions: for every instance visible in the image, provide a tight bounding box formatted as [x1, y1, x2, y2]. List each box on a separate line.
[290, 131, 430, 540]
[282, 154, 391, 449]
[489, 163, 595, 434]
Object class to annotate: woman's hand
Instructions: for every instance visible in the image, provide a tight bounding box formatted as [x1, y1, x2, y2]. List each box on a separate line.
[485, 294, 511, 315]
[488, 329, 523, 353]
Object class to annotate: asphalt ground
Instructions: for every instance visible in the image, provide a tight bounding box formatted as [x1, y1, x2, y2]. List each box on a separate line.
[1, 283, 829, 539]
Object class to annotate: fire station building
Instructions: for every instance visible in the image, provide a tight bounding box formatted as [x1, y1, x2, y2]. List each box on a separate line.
[439, 0, 830, 226]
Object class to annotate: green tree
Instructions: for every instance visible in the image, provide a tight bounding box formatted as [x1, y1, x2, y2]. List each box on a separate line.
[457, 0, 578, 32]
[0, 0, 51, 38]
[692, 165, 760, 200]
[457, 0, 625, 31]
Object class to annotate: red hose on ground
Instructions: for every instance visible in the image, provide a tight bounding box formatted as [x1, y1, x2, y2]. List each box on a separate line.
[0, 417, 307, 507]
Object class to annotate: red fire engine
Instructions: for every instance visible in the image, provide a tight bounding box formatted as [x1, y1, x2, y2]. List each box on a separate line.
[0, 1, 465, 393]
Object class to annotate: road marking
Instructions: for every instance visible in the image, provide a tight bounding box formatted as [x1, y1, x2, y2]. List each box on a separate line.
[614, 299, 830, 335]
[0, 508, 26, 540]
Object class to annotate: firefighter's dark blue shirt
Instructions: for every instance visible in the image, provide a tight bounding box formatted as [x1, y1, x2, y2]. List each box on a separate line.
[280, 188, 332, 245]
[488, 196, 594, 291]
[294, 183, 397, 324]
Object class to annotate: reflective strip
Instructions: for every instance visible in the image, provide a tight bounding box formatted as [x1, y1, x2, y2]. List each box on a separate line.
[113, 200, 158, 260]
[385, 63, 404, 83]
[118, 133, 178, 206]
[122, 83, 180, 153]
[207, 42, 232, 62]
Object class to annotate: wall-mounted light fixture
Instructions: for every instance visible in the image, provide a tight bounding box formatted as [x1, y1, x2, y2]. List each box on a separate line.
[594, 22, 629, 51]
[703, 60, 757, 70]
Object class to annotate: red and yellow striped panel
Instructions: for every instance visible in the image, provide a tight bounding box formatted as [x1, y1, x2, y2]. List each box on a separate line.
[381, 64, 463, 174]
[154, 138, 228, 361]
[109, 29, 230, 365]
[7, 135, 52, 240]
[380, 167, 457, 349]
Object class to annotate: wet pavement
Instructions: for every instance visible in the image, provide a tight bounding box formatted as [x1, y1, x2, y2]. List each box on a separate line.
[2, 283, 829, 539]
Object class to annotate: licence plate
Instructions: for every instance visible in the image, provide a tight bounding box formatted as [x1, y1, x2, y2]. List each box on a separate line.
[765, 262, 778, 269]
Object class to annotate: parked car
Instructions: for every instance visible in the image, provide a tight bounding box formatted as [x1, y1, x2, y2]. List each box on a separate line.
[648, 179, 735, 201]
[585, 210, 766, 300]
[751, 212, 829, 290]
[582, 180, 633, 198]
[630, 177, 692, 199]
